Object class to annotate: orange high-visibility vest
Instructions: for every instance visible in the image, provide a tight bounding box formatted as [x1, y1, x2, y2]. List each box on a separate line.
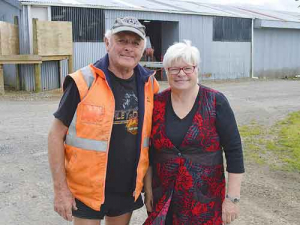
[64, 64, 159, 211]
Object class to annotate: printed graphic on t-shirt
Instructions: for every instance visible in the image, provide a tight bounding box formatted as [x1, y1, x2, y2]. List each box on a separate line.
[114, 92, 138, 135]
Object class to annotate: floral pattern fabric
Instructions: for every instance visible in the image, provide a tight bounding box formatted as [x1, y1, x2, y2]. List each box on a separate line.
[144, 86, 225, 225]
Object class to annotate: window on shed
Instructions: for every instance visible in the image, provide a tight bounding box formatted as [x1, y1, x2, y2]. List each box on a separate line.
[51, 6, 105, 42]
[213, 17, 251, 42]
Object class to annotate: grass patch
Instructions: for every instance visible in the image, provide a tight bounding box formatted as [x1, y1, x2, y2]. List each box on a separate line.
[240, 111, 300, 172]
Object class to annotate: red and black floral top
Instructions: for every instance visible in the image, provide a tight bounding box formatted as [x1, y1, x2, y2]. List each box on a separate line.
[144, 85, 244, 225]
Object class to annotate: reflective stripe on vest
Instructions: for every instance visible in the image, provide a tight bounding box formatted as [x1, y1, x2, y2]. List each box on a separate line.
[66, 134, 108, 151]
[81, 66, 95, 89]
[150, 75, 154, 89]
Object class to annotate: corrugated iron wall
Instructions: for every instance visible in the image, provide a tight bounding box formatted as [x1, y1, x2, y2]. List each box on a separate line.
[177, 14, 251, 80]
[60, 59, 68, 86]
[41, 61, 60, 90]
[73, 42, 106, 71]
[19, 5, 30, 54]
[51, 6, 105, 42]
[254, 28, 300, 78]
[19, 5, 35, 91]
[105, 10, 251, 80]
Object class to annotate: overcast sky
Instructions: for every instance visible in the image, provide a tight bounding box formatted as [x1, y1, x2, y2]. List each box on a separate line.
[183, 0, 300, 12]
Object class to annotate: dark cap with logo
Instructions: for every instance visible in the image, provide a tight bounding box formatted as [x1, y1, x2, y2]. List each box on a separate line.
[111, 16, 146, 39]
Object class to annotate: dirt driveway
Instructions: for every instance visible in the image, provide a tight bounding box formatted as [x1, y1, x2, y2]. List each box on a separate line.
[0, 79, 300, 225]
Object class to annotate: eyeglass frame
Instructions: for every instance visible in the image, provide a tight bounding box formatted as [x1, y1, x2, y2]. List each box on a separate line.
[167, 66, 197, 75]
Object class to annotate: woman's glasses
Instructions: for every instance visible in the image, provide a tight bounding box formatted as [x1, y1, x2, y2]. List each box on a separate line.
[167, 66, 196, 75]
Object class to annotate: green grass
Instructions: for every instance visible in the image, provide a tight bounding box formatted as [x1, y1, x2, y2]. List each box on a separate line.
[240, 111, 300, 172]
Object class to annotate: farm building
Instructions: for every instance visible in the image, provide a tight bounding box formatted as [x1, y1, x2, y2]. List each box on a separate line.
[1, 0, 300, 91]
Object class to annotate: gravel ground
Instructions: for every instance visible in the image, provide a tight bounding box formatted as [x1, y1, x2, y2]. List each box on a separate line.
[0, 79, 300, 225]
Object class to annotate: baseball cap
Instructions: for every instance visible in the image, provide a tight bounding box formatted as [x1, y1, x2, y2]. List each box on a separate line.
[111, 17, 146, 39]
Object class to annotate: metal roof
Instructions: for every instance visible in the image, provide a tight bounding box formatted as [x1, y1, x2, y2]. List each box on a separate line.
[18, 0, 300, 22]
[3, 0, 22, 9]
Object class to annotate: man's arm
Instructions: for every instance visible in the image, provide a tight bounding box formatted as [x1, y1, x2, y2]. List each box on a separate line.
[48, 118, 77, 221]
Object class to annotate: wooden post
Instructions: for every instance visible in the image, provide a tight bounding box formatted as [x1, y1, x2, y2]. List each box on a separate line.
[0, 24, 3, 94]
[32, 19, 42, 92]
[14, 16, 21, 90]
[0, 64, 4, 94]
[68, 55, 73, 74]
[58, 60, 63, 90]
[34, 63, 42, 92]
[0, 28, 2, 56]
[32, 19, 38, 55]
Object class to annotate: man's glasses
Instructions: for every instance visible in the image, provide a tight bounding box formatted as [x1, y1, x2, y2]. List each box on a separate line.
[167, 66, 196, 75]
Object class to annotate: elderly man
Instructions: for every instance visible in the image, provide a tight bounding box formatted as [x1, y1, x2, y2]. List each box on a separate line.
[48, 17, 159, 225]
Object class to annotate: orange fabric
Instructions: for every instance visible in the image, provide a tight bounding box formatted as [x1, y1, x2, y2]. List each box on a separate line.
[64, 65, 159, 211]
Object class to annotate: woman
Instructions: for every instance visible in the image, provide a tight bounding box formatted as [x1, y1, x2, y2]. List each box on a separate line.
[143, 40, 244, 225]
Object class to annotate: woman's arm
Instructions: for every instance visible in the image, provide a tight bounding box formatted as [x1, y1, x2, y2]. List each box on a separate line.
[144, 166, 153, 212]
[222, 173, 243, 225]
[227, 172, 243, 198]
[215, 92, 245, 225]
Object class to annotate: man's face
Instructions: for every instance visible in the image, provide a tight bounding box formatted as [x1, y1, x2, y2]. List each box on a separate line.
[105, 31, 145, 71]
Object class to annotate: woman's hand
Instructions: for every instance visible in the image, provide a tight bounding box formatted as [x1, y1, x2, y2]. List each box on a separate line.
[222, 198, 240, 224]
[144, 191, 153, 213]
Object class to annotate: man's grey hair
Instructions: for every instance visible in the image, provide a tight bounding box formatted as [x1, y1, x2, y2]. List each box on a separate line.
[104, 30, 147, 51]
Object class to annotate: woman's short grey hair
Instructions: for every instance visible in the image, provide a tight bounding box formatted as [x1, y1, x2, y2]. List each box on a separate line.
[104, 29, 147, 51]
[163, 40, 201, 70]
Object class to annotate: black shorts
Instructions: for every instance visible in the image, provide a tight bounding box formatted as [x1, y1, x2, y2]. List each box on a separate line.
[72, 192, 144, 220]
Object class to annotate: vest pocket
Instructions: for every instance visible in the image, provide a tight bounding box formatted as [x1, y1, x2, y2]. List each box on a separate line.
[78, 104, 105, 124]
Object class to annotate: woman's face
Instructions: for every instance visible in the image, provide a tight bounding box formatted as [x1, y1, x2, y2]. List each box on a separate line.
[166, 59, 198, 91]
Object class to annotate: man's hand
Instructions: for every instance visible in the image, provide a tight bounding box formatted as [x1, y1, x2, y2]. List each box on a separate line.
[144, 191, 153, 213]
[222, 198, 240, 225]
[54, 187, 77, 221]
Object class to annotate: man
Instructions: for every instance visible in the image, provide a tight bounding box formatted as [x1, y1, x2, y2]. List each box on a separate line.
[48, 16, 159, 225]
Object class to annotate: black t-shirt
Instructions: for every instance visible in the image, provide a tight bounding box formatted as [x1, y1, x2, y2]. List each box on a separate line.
[165, 92, 199, 149]
[54, 71, 139, 193]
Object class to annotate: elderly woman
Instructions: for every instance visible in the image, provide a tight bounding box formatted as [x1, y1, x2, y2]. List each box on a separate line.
[143, 40, 244, 225]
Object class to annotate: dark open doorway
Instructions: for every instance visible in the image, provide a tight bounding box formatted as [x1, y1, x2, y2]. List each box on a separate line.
[141, 20, 162, 62]
[139, 20, 179, 80]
